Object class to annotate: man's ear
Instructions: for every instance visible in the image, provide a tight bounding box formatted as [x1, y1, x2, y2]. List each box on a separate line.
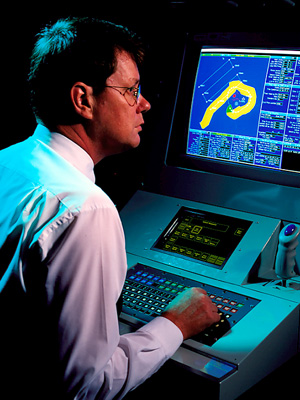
[70, 83, 94, 120]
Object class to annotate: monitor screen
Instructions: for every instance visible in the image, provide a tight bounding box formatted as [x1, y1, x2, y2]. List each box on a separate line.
[153, 207, 252, 270]
[167, 45, 300, 188]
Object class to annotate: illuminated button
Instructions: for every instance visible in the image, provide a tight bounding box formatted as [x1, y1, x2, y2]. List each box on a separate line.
[230, 301, 237, 306]
[210, 239, 219, 247]
[191, 226, 202, 234]
[237, 303, 244, 308]
[231, 308, 238, 313]
[216, 297, 223, 301]
[223, 306, 231, 311]
[217, 304, 223, 309]
[223, 299, 229, 303]
[193, 252, 202, 259]
[207, 255, 218, 263]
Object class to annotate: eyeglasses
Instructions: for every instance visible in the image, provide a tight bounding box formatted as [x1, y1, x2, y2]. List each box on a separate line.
[105, 85, 141, 106]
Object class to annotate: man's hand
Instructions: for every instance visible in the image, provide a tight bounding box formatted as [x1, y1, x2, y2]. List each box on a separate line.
[161, 287, 220, 340]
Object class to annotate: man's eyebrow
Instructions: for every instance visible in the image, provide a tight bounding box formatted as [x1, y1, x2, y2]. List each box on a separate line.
[129, 79, 140, 86]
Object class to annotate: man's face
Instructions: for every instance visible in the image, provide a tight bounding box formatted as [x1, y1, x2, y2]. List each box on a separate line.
[91, 50, 151, 158]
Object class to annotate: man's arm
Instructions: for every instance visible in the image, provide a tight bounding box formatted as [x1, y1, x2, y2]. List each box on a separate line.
[39, 202, 219, 399]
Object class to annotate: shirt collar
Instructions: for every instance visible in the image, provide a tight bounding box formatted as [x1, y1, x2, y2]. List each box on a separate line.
[33, 124, 96, 183]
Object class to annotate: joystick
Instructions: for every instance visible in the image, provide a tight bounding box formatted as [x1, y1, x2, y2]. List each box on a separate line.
[275, 223, 300, 286]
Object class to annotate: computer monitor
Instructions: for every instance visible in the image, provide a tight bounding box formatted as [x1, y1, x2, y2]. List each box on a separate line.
[166, 43, 300, 188]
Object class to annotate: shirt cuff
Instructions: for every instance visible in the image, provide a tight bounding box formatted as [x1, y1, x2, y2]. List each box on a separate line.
[138, 316, 183, 359]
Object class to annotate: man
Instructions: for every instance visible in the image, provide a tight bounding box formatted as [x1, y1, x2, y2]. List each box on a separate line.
[0, 17, 220, 399]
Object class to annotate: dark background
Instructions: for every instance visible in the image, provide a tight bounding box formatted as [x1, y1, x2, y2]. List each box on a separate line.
[2, 0, 299, 209]
[2, 2, 299, 398]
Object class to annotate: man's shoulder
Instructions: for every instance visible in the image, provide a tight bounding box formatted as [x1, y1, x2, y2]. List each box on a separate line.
[0, 135, 116, 213]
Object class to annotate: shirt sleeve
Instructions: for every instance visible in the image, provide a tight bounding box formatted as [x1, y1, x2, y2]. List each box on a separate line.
[38, 202, 183, 399]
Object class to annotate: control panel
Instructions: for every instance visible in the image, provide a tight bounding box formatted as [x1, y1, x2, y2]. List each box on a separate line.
[119, 190, 300, 399]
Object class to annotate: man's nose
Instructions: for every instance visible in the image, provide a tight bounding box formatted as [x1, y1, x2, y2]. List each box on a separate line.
[137, 94, 151, 113]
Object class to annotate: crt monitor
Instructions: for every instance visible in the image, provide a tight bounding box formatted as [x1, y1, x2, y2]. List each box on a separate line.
[166, 44, 300, 188]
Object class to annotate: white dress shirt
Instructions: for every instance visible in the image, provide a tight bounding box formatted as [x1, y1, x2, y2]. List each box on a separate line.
[0, 125, 183, 399]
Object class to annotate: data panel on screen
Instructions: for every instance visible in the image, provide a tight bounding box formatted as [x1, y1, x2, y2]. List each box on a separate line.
[187, 48, 300, 174]
[153, 207, 252, 270]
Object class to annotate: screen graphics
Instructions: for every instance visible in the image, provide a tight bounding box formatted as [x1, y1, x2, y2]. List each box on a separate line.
[187, 48, 300, 174]
[153, 207, 252, 270]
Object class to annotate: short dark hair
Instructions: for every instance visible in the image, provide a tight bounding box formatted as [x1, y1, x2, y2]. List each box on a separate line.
[28, 17, 144, 128]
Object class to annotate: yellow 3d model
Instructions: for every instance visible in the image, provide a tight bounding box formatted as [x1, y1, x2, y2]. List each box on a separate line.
[200, 81, 256, 129]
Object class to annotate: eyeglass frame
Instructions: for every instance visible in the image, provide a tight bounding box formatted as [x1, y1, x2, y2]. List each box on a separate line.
[104, 84, 141, 106]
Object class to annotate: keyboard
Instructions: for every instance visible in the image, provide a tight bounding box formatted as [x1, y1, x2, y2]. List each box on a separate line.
[121, 264, 260, 346]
